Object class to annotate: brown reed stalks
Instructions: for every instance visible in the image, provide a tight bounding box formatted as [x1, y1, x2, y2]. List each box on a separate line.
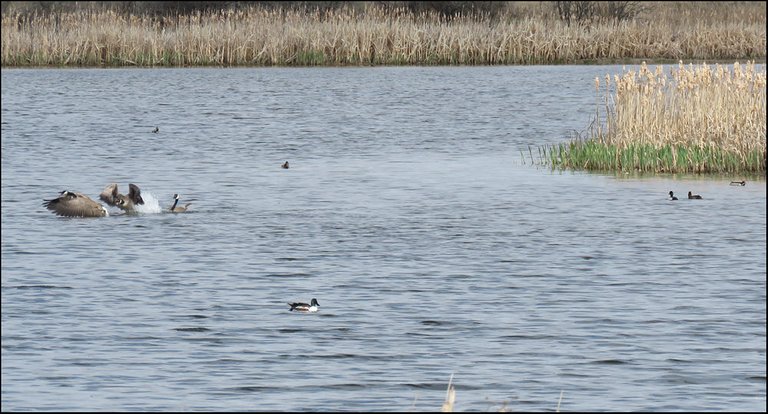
[546, 61, 766, 173]
[1, 3, 765, 67]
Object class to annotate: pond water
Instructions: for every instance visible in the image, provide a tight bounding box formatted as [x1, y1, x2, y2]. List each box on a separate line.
[1, 66, 765, 411]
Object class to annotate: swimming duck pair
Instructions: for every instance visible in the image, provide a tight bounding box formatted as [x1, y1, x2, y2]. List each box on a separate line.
[668, 191, 702, 200]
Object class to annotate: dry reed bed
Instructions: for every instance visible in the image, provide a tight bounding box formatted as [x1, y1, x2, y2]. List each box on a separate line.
[1, 5, 766, 67]
[544, 61, 766, 173]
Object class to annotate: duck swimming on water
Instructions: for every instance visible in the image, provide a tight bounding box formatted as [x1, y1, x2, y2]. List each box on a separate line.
[668, 191, 678, 200]
[688, 191, 703, 199]
[288, 298, 319, 312]
[730, 181, 746, 186]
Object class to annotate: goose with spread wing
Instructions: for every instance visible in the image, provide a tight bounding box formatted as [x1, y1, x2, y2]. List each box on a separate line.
[100, 183, 145, 212]
[43, 190, 109, 217]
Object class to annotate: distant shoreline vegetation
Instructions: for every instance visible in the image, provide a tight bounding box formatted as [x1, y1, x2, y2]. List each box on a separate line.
[1, 1, 765, 67]
[541, 61, 767, 174]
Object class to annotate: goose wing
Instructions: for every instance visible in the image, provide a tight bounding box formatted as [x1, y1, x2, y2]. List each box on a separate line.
[44, 191, 107, 217]
[128, 183, 144, 205]
[99, 183, 120, 206]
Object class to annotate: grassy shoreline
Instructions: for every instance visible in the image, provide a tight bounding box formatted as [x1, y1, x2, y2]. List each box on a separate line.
[3, 2, 764, 175]
[542, 61, 767, 174]
[2, 2, 765, 68]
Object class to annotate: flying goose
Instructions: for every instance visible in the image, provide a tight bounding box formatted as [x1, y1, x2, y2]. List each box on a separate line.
[288, 298, 320, 313]
[100, 183, 145, 212]
[169, 193, 191, 213]
[43, 190, 109, 217]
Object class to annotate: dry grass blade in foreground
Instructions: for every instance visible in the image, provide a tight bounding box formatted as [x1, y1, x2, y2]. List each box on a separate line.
[441, 373, 456, 412]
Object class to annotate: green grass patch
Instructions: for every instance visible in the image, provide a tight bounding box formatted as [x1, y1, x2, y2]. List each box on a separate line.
[542, 140, 766, 174]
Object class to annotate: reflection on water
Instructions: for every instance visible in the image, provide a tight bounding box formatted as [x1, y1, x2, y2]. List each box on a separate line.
[1, 66, 765, 411]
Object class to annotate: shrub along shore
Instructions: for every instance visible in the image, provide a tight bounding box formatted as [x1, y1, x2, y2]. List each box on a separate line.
[542, 61, 767, 174]
[1, 2, 765, 67]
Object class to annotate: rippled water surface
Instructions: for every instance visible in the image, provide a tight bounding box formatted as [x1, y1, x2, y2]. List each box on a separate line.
[2, 66, 765, 411]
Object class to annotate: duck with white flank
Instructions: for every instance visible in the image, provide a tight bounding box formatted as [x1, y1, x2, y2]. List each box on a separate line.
[288, 298, 319, 312]
[668, 191, 678, 200]
[688, 191, 703, 199]
[730, 181, 746, 186]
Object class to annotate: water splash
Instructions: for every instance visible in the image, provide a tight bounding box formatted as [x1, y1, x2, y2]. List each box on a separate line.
[134, 191, 163, 214]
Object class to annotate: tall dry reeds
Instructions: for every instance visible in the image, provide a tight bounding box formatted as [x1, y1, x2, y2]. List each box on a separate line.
[1, 3, 765, 67]
[545, 61, 767, 173]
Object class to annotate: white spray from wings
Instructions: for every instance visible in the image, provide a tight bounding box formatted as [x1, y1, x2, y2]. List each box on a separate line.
[134, 191, 163, 214]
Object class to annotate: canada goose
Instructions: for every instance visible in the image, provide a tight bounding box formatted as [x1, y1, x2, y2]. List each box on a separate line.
[688, 191, 703, 199]
[169, 193, 191, 213]
[43, 190, 109, 217]
[100, 183, 145, 212]
[288, 298, 319, 312]
[282, 161, 289, 169]
[152, 126, 159, 133]
[730, 181, 746, 186]
[668, 191, 678, 200]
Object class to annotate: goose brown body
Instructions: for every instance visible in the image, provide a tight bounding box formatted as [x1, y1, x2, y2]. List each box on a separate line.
[43, 190, 108, 217]
[170, 194, 191, 213]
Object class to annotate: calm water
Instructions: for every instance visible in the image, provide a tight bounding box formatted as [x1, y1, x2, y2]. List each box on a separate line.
[1, 66, 765, 412]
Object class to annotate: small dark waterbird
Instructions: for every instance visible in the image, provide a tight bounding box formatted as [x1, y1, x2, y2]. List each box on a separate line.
[688, 191, 703, 199]
[288, 298, 319, 312]
[730, 181, 746, 186]
[152, 126, 159, 133]
[282, 161, 290, 169]
[668, 191, 678, 200]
